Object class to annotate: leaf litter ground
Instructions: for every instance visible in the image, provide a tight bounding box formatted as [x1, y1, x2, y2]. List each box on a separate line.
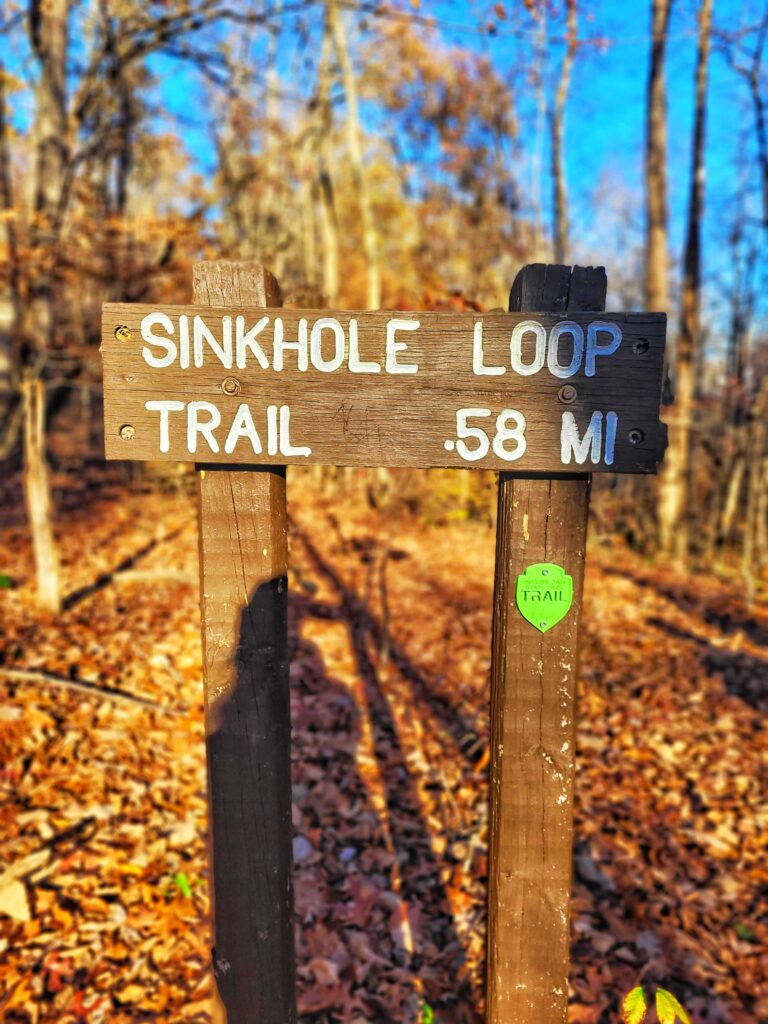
[0, 472, 766, 1022]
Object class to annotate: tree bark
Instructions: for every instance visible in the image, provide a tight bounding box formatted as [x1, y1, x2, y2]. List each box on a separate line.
[644, 0, 673, 314]
[747, 14, 768, 230]
[21, 377, 61, 614]
[21, 0, 68, 614]
[743, 379, 768, 601]
[0, 61, 22, 369]
[317, 21, 340, 304]
[327, 0, 381, 309]
[551, 0, 576, 266]
[657, 0, 712, 560]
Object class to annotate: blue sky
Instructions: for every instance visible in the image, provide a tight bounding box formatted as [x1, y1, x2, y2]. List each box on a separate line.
[7, 0, 767, 338]
[149, 0, 765, 325]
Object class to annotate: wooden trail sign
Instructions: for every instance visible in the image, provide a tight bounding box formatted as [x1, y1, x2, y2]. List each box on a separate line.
[102, 305, 667, 473]
[99, 260, 667, 1024]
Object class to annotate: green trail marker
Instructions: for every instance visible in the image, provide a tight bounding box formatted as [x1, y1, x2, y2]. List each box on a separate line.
[515, 563, 574, 633]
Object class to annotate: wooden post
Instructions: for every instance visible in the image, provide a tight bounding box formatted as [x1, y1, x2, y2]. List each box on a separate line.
[194, 262, 296, 1024]
[487, 263, 606, 1023]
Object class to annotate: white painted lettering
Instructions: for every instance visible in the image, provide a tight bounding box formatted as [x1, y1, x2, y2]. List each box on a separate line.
[561, 411, 604, 464]
[386, 318, 420, 374]
[224, 403, 262, 455]
[349, 319, 381, 373]
[604, 411, 618, 465]
[145, 400, 184, 453]
[267, 405, 279, 454]
[273, 318, 308, 372]
[547, 321, 584, 378]
[473, 321, 505, 376]
[141, 312, 176, 368]
[310, 318, 345, 372]
[279, 406, 312, 456]
[179, 315, 190, 369]
[194, 315, 232, 369]
[187, 400, 221, 453]
[586, 321, 621, 376]
[455, 408, 492, 461]
[511, 320, 546, 376]
[493, 409, 527, 460]
[236, 316, 270, 369]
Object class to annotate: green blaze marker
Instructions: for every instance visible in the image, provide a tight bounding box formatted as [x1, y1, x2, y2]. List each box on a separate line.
[515, 563, 574, 633]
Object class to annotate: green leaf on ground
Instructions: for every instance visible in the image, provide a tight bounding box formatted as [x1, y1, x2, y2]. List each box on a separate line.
[622, 986, 648, 1024]
[174, 872, 192, 899]
[656, 988, 691, 1024]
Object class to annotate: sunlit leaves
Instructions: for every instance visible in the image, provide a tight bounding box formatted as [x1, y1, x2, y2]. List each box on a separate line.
[622, 986, 648, 1024]
[656, 988, 692, 1024]
[622, 986, 692, 1024]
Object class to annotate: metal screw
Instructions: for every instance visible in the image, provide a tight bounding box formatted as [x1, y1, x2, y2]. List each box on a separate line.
[633, 338, 649, 355]
[115, 325, 132, 341]
[541, 569, 549, 576]
[540, 621, 547, 629]
[558, 384, 577, 404]
[628, 428, 645, 445]
[119, 424, 135, 441]
[222, 376, 241, 395]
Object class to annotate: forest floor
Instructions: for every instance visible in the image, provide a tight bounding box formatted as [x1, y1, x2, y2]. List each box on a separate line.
[0, 469, 766, 1024]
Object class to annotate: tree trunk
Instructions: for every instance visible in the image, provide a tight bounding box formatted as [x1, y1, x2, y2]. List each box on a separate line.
[327, 0, 381, 309]
[719, 455, 745, 544]
[530, 9, 548, 260]
[657, 0, 711, 560]
[644, 0, 673, 314]
[747, 13, 768, 229]
[645, 0, 673, 551]
[551, 0, 576, 266]
[23, 0, 68, 613]
[22, 377, 61, 614]
[0, 60, 22, 372]
[317, 20, 340, 304]
[300, 162, 319, 295]
[743, 380, 768, 601]
[27, 0, 69, 347]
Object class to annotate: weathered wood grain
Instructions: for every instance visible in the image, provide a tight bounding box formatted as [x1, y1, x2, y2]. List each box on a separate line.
[101, 304, 666, 473]
[195, 263, 296, 1024]
[487, 264, 601, 1024]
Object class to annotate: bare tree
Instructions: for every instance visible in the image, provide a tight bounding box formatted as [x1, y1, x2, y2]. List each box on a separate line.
[327, 0, 381, 309]
[658, 0, 712, 560]
[644, 0, 673, 314]
[718, 11, 768, 230]
[316, 20, 341, 304]
[551, 0, 576, 265]
[646, 0, 674, 552]
[20, 0, 70, 613]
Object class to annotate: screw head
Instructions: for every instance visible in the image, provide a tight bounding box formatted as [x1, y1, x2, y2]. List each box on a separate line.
[119, 424, 135, 441]
[628, 428, 645, 445]
[222, 376, 241, 396]
[558, 384, 578, 404]
[115, 325, 132, 341]
[633, 338, 649, 355]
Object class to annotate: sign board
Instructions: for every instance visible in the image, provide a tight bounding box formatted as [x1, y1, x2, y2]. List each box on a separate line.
[101, 305, 667, 473]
